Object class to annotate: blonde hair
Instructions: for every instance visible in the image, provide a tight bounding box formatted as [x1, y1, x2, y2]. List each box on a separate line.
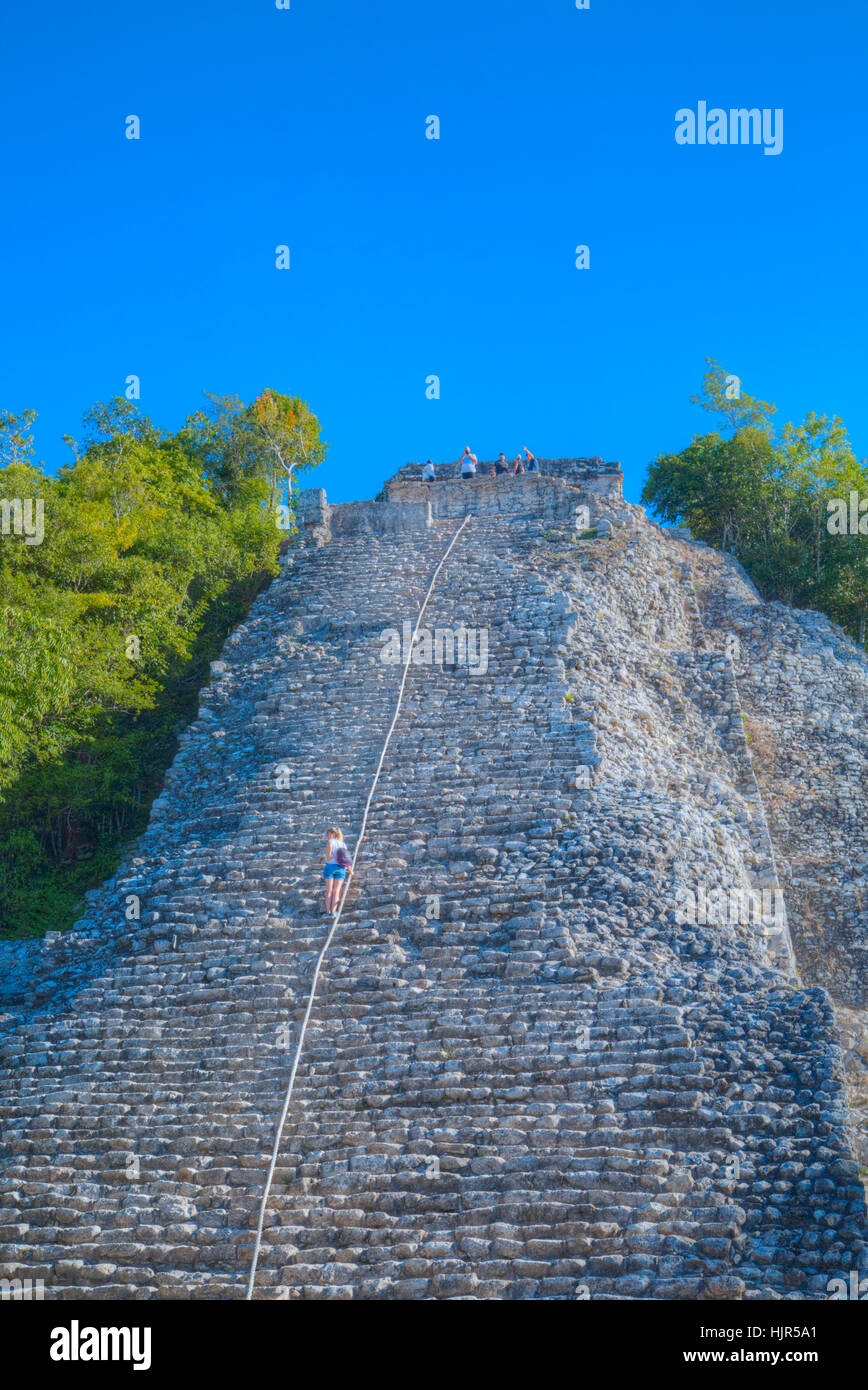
[328, 825, 343, 841]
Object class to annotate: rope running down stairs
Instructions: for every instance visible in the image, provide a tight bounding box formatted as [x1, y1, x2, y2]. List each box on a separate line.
[245, 515, 471, 1298]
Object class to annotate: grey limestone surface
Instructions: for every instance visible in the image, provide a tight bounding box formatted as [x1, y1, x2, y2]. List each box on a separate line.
[0, 459, 865, 1300]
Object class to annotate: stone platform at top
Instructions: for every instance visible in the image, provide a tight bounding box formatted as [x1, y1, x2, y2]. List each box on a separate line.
[386, 454, 623, 493]
[296, 455, 624, 542]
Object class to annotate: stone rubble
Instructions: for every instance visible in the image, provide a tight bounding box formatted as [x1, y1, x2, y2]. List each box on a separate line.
[0, 460, 865, 1300]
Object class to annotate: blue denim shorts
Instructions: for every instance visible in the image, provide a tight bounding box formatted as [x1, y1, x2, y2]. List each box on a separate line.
[323, 863, 346, 880]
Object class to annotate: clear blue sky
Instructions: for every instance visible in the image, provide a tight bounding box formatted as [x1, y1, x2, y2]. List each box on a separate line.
[2, 0, 866, 504]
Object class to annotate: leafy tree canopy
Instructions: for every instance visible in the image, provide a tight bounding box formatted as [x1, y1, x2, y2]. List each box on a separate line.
[642, 360, 868, 647]
[0, 390, 325, 938]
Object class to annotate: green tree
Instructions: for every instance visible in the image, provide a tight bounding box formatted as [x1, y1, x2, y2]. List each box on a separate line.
[642, 360, 868, 648]
[181, 390, 326, 513]
[0, 389, 325, 938]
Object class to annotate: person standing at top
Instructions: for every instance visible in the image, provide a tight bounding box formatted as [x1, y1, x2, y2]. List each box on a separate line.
[459, 446, 478, 480]
[523, 447, 539, 473]
[422, 459, 437, 482]
[322, 825, 352, 915]
[491, 452, 510, 476]
[513, 453, 525, 474]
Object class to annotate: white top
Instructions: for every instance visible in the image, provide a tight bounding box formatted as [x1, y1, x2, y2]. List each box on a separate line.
[326, 835, 345, 864]
[422, 462, 435, 479]
[461, 459, 476, 474]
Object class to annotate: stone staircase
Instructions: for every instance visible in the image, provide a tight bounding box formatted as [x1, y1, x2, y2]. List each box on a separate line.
[0, 471, 865, 1300]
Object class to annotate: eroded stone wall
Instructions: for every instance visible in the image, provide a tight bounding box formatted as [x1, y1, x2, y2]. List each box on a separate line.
[0, 472, 865, 1301]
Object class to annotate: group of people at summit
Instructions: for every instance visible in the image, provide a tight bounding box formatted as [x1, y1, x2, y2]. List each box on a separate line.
[421, 446, 538, 482]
